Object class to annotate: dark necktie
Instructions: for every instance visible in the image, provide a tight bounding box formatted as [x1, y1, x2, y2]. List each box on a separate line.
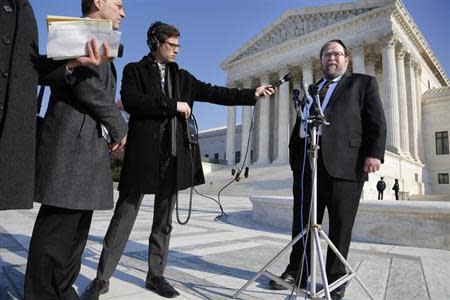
[319, 80, 333, 104]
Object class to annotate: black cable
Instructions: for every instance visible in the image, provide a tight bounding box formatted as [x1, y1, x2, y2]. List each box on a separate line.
[214, 107, 255, 221]
[176, 114, 230, 224]
[175, 142, 194, 225]
[187, 114, 230, 220]
[177, 106, 258, 223]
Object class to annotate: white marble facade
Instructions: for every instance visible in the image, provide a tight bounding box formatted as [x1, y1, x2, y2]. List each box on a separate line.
[200, 0, 450, 195]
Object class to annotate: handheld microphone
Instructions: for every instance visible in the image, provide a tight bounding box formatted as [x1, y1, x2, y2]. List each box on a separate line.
[271, 73, 292, 88]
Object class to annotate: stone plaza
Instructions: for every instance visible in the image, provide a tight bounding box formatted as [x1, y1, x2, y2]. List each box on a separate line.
[1, 175, 449, 299]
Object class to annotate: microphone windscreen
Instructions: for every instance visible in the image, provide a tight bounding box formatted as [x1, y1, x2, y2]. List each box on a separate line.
[283, 73, 292, 82]
[118, 44, 124, 58]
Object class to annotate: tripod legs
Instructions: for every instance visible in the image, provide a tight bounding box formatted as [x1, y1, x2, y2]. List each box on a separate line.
[312, 227, 331, 299]
[319, 230, 375, 300]
[232, 224, 376, 300]
[232, 229, 308, 299]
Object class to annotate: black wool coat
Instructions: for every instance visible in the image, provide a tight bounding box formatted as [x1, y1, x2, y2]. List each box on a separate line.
[119, 54, 256, 195]
[0, 0, 38, 210]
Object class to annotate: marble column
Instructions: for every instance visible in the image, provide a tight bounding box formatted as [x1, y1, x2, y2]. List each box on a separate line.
[256, 73, 271, 165]
[395, 44, 411, 157]
[366, 53, 376, 77]
[275, 67, 290, 164]
[225, 82, 237, 165]
[240, 79, 253, 164]
[414, 63, 423, 161]
[352, 43, 366, 74]
[381, 33, 401, 153]
[302, 58, 314, 85]
[405, 54, 420, 161]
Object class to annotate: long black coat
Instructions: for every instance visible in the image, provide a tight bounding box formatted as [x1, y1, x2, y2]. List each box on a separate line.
[0, 0, 39, 210]
[119, 55, 256, 195]
[289, 72, 387, 181]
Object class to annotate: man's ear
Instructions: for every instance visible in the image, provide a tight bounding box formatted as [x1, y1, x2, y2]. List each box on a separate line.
[93, 0, 103, 11]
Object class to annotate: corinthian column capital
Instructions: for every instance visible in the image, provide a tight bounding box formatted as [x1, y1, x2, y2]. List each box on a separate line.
[379, 31, 397, 48]
[395, 43, 407, 59]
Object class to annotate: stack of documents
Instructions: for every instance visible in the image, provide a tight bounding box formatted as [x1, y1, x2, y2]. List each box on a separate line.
[46, 15, 122, 60]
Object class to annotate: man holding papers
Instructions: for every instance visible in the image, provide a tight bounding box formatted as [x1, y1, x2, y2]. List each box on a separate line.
[24, 0, 127, 299]
[0, 0, 117, 211]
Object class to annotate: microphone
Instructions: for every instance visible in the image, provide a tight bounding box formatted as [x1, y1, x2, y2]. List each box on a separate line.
[118, 44, 124, 57]
[271, 73, 292, 88]
[308, 83, 326, 118]
[308, 84, 319, 97]
[293, 88, 307, 120]
[292, 88, 300, 114]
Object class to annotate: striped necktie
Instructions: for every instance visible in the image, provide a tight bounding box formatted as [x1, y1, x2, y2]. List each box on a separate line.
[319, 80, 333, 104]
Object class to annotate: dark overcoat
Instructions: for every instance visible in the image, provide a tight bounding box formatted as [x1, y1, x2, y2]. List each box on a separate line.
[35, 63, 128, 210]
[119, 55, 256, 195]
[289, 72, 387, 181]
[0, 0, 39, 210]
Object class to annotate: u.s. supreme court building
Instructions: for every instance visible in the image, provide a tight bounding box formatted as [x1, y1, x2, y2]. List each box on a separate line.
[198, 0, 450, 197]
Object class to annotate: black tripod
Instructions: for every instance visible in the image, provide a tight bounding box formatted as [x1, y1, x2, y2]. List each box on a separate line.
[232, 84, 374, 299]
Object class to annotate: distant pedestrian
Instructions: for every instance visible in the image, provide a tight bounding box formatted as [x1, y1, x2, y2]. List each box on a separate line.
[392, 179, 400, 200]
[376, 177, 386, 200]
[231, 167, 236, 176]
[244, 167, 249, 178]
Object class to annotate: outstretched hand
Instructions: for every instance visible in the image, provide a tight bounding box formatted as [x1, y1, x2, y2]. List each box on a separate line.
[254, 85, 275, 99]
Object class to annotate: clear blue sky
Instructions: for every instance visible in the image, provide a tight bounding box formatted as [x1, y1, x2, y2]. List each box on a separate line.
[31, 0, 450, 130]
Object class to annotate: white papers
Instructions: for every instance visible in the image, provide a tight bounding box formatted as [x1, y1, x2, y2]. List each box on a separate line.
[46, 15, 122, 60]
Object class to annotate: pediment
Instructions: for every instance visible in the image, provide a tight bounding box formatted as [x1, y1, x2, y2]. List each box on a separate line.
[225, 3, 387, 65]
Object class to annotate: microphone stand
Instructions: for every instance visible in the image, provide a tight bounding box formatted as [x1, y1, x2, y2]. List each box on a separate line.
[232, 83, 375, 300]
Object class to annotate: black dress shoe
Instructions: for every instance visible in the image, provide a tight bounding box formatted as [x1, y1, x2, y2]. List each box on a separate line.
[146, 276, 180, 298]
[268, 271, 303, 290]
[330, 285, 346, 300]
[80, 278, 109, 300]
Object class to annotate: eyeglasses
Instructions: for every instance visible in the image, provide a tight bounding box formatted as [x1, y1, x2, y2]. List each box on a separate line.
[164, 41, 181, 50]
[322, 52, 346, 59]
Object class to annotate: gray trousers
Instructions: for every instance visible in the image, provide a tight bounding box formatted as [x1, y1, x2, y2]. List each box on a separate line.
[96, 190, 177, 282]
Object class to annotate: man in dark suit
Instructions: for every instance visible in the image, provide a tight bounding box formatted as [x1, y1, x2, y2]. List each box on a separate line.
[24, 0, 127, 299]
[82, 21, 274, 299]
[269, 40, 386, 300]
[377, 177, 386, 200]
